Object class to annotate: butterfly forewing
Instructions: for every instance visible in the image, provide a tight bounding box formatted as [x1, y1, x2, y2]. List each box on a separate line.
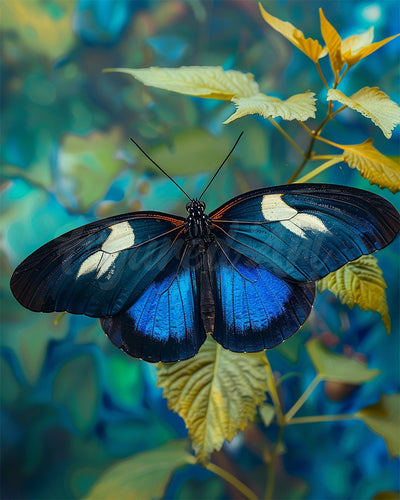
[10, 212, 185, 317]
[210, 184, 400, 282]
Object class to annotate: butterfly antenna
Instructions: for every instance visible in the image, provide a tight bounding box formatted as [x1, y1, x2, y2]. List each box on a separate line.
[198, 131, 244, 200]
[130, 137, 192, 201]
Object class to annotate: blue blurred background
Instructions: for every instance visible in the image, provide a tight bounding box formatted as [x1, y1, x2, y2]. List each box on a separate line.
[1, 1, 399, 499]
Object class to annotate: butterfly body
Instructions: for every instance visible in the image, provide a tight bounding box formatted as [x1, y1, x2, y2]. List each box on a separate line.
[10, 183, 400, 362]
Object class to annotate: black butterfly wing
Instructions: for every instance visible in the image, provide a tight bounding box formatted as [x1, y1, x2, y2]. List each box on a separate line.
[10, 212, 186, 317]
[101, 249, 206, 362]
[207, 242, 315, 352]
[210, 183, 400, 282]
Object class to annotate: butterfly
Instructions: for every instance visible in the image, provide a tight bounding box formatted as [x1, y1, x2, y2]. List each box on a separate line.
[10, 134, 400, 362]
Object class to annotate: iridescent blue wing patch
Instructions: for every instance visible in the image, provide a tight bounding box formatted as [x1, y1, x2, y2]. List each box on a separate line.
[210, 183, 400, 282]
[210, 248, 316, 352]
[10, 212, 185, 317]
[101, 252, 205, 362]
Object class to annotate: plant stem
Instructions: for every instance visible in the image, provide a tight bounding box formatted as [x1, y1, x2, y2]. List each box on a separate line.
[310, 155, 339, 160]
[337, 66, 350, 85]
[285, 113, 333, 184]
[284, 375, 322, 423]
[264, 353, 284, 426]
[331, 105, 347, 118]
[268, 118, 305, 157]
[206, 461, 258, 500]
[315, 61, 329, 90]
[286, 413, 357, 425]
[265, 424, 285, 500]
[295, 156, 343, 183]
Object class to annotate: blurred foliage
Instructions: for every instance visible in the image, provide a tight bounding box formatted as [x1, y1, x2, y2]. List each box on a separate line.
[1, 1, 399, 499]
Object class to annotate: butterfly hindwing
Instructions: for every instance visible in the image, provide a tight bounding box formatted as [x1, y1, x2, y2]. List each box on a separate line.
[208, 244, 316, 352]
[210, 183, 400, 282]
[101, 250, 206, 362]
[10, 212, 185, 317]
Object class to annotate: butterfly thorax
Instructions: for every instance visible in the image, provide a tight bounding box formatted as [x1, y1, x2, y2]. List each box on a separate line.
[185, 200, 212, 245]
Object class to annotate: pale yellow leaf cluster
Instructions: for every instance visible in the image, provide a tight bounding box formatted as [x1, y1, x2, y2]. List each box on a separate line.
[224, 92, 316, 123]
[106, 65, 316, 124]
[328, 87, 400, 139]
[318, 255, 391, 333]
[258, 3, 399, 71]
[341, 139, 400, 193]
[157, 336, 270, 464]
[105, 66, 259, 100]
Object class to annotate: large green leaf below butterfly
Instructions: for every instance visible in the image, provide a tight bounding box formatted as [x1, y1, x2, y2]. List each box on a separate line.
[85, 439, 193, 500]
[157, 335, 270, 464]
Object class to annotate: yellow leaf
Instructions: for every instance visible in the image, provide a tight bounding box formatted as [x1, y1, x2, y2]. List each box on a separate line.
[328, 87, 400, 139]
[341, 27, 374, 56]
[341, 139, 400, 193]
[319, 9, 344, 79]
[318, 255, 391, 333]
[342, 28, 400, 68]
[223, 91, 316, 124]
[105, 66, 259, 100]
[357, 393, 400, 459]
[157, 336, 269, 464]
[258, 4, 324, 63]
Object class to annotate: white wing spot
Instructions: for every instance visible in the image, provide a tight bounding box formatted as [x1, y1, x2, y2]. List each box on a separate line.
[76, 251, 102, 278]
[102, 221, 135, 253]
[77, 221, 135, 279]
[261, 194, 329, 239]
[261, 194, 298, 221]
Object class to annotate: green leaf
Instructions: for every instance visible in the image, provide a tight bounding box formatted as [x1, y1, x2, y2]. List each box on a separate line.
[0, 357, 22, 405]
[105, 66, 259, 100]
[371, 492, 400, 500]
[58, 129, 126, 212]
[357, 393, 400, 459]
[53, 353, 100, 433]
[371, 490, 400, 500]
[106, 355, 143, 407]
[318, 255, 391, 333]
[134, 128, 233, 177]
[85, 440, 193, 500]
[157, 336, 269, 463]
[1, 310, 69, 384]
[306, 338, 380, 384]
